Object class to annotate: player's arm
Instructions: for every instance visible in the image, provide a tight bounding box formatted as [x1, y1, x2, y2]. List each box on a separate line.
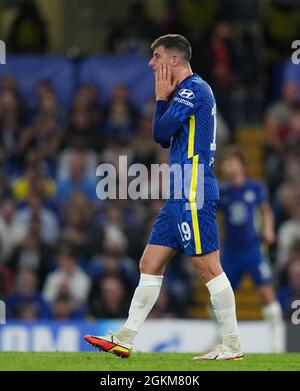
[152, 64, 181, 148]
[260, 200, 276, 245]
[152, 100, 182, 147]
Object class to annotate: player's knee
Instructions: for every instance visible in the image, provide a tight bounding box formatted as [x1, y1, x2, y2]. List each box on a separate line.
[192, 258, 223, 283]
[198, 268, 220, 283]
[139, 257, 164, 275]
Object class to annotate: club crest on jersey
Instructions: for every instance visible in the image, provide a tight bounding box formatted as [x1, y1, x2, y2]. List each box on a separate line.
[179, 89, 194, 99]
[244, 190, 256, 203]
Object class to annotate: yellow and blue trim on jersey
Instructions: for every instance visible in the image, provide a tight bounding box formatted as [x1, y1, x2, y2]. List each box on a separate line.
[188, 114, 195, 159]
[188, 114, 202, 254]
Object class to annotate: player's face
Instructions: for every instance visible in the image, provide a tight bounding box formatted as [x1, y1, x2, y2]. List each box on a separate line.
[149, 45, 174, 72]
[221, 156, 245, 181]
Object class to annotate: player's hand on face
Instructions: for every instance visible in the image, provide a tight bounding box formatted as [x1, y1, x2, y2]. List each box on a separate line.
[155, 64, 178, 101]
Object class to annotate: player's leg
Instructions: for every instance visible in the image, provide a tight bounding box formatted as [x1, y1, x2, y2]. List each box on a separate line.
[247, 249, 284, 352]
[191, 250, 243, 359]
[259, 284, 284, 353]
[260, 286, 284, 352]
[115, 244, 178, 344]
[84, 244, 177, 357]
[206, 253, 244, 349]
[178, 201, 242, 360]
[85, 202, 180, 357]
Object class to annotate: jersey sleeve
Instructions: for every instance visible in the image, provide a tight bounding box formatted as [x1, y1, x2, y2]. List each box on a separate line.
[152, 81, 202, 147]
[167, 85, 201, 123]
[152, 100, 182, 147]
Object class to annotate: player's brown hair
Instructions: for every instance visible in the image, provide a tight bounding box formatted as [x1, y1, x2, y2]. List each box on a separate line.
[221, 145, 247, 166]
[151, 34, 192, 61]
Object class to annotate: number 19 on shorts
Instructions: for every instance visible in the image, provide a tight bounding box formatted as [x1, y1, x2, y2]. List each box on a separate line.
[178, 222, 191, 242]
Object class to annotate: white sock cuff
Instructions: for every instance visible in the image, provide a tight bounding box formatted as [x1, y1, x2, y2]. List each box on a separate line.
[139, 273, 163, 287]
[206, 272, 231, 296]
[262, 301, 282, 319]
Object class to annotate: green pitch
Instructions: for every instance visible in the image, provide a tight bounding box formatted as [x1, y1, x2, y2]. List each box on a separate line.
[0, 352, 300, 371]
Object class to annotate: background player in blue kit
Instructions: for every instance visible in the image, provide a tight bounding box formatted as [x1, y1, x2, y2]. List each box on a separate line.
[85, 34, 243, 360]
[219, 146, 284, 352]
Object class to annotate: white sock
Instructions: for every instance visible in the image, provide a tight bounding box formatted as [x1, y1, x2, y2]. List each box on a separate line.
[116, 273, 163, 345]
[262, 301, 285, 353]
[206, 272, 241, 352]
[206, 304, 222, 346]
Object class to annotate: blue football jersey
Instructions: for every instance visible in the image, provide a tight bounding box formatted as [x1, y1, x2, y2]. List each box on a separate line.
[219, 179, 268, 253]
[166, 73, 219, 202]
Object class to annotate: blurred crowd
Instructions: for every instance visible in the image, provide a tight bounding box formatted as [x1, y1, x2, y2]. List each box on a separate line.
[264, 69, 300, 319]
[0, 0, 300, 321]
[0, 74, 195, 321]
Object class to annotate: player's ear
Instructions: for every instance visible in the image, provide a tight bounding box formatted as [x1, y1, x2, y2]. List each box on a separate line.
[172, 55, 179, 66]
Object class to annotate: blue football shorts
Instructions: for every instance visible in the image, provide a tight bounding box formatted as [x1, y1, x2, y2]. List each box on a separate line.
[148, 199, 220, 256]
[221, 246, 273, 289]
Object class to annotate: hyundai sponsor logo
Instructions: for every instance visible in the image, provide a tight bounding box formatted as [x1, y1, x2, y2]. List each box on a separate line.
[178, 89, 194, 99]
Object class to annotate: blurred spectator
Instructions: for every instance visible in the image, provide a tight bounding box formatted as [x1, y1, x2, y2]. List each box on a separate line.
[196, 20, 239, 138]
[265, 91, 299, 154]
[57, 147, 98, 180]
[274, 181, 298, 228]
[102, 84, 138, 144]
[276, 191, 300, 270]
[42, 245, 90, 306]
[97, 200, 144, 260]
[131, 115, 156, 167]
[0, 146, 12, 199]
[89, 223, 139, 284]
[7, 0, 48, 54]
[0, 74, 19, 96]
[0, 265, 15, 298]
[0, 198, 26, 264]
[233, 29, 264, 125]
[6, 267, 51, 319]
[56, 150, 97, 202]
[51, 293, 85, 320]
[278, 256, 300, 319]
[64, 108, 98, 150]
[0, 91, 23, 159]
[37, 92, 61, 120]
[106, 1, 162, 55]
[0, 74, 26, 115]
[16, 192, 59, 244]
[64, 190, 94, 223]
[265, 103, 300, 201]
[285, 106, 300, 147]
[12, 160, 56, 201]
[72, 84, 102, 128]
[7, 220, 51, 289]
[60, 197, 94, 259]
[282, 144, 300, 187]
[34, 115, 62, 177]
[88, 249, 138, 292]
[88, 273, 129, 318]
[148, 287, 176, 319]
[35, 79, 54, 101]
